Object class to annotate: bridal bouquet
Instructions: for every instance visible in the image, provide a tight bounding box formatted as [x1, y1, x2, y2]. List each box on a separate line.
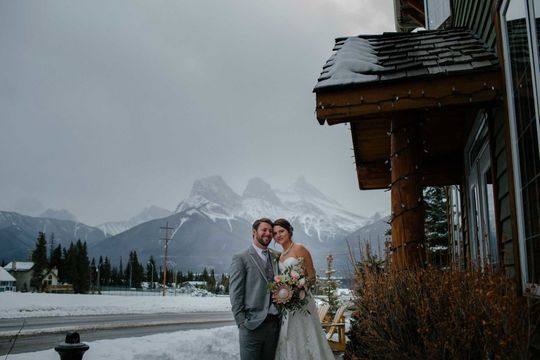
[268, 257, 312, 317]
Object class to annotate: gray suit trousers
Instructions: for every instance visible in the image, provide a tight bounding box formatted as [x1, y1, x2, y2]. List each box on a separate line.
[239, 317, 280, 360]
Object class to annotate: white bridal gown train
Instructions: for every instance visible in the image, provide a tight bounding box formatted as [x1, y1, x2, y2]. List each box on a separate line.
[274, 257, 335, 360]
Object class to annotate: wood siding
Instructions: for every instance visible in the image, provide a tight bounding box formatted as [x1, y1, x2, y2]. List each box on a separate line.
[452, 0, 497, 51]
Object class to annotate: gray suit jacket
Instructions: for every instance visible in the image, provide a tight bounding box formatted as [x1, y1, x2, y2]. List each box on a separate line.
[229, 245, 280, 330]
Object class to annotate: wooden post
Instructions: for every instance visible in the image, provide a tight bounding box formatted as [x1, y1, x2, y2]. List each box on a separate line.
[390, 115, 425, 269]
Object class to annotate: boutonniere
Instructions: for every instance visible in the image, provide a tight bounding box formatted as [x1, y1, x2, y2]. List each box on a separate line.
[269, 249, 281, 261]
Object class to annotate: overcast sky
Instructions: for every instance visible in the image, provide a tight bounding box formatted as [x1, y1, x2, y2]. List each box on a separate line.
[0, 0, 394, 225]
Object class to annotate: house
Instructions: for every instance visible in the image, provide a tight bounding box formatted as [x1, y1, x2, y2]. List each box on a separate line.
[42, 268, 61, 292]
[5, 261, 34, 292]
[0, 266, 16, 292]
[313, 0, 539, 295]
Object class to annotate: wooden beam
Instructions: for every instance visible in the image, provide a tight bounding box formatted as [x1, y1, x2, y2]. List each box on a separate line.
[355, 157, 462, 190]
[390, 115, 425, 269]
[315, 70, 503, 125]
[402, 7, 425, 27]
[403, 0, 424, 14]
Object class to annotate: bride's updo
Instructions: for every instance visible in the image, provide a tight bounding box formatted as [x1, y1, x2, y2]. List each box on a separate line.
[273, 218, 293, 236]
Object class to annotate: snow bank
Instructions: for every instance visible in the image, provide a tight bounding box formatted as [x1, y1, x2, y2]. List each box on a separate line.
[0, 292, 231, 319]
[9, 325, 240, 360]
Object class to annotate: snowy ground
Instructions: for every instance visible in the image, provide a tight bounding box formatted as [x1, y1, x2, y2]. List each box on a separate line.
[1, 292, 347, 359]
[0, 292, 231, 319]
[8, 325, 241, 360]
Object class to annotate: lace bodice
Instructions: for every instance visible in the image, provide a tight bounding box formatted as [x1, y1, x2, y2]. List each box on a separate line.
[278, 257, 299, 271]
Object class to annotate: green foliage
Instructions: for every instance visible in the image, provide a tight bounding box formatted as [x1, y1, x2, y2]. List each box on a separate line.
[424, 186, 449, 268]
[31, 232, 49, 291]
[74, 240, 90, 293]
[126, 250, 144, 288]
[318, 254, 341, 318]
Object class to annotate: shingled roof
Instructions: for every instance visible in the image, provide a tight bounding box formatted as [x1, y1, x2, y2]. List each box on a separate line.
[315, 28, 499, 91]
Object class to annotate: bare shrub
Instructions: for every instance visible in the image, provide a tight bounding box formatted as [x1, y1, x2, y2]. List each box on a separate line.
[345, 265, 533, 359]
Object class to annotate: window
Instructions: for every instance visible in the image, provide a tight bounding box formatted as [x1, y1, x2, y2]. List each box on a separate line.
[501, 0, 540, 287]
[466, 113, 499, 268]
[449, 185, 465, 268]
[425, 0, 451, 30]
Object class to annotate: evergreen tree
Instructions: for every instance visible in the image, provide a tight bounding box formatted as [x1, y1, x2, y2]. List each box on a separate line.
[220, 273, 229, 294]
[201, 267, 209, 283]
[127, 250, 143, 288]
[90, 258, 97, 292]
[48, 233, 55, 268]
[31, 232, 48, 291]
[50, 244, 62, 273]
[101, 257, 112, 285]
[118, 257, 124, 285]
[74, 240, 90, 293]
[208, 269, 216, 293]
[424, 186, 449, 268]
[318, 254, 341, 318]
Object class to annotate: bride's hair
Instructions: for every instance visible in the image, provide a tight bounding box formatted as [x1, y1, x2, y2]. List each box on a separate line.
[273, 218, 293, 236]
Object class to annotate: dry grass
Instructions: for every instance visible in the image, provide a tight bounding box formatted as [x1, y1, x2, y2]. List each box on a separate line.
[345, 265, 534, 359]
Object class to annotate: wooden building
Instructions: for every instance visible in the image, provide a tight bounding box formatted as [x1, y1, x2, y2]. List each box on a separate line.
[314, 0, 540, 294]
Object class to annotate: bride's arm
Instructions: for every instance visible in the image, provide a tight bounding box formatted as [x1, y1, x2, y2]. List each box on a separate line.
[296, 244, 316, 282]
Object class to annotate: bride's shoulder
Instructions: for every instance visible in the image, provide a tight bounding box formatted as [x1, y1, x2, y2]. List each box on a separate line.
[294, 243, 311, 253]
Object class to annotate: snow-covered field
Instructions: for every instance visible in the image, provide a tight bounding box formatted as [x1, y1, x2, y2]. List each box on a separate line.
[8, 325, 240, 360]
[0, 292, 231, 319]
[1, 292, 346, 359]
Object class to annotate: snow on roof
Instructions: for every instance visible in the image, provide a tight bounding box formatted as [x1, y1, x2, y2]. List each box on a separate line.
[0, 267, 16, 281]
[5, 261, 34, 271]
[315, 37, 381, 89]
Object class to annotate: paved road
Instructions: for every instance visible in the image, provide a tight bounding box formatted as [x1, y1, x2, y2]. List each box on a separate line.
[0, 312, 235, 355]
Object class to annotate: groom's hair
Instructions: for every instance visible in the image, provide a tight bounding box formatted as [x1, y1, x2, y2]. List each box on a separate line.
[252, 218, 273, 231]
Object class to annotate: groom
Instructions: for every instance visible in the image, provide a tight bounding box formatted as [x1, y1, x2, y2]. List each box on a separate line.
[229, 218, 280, 360]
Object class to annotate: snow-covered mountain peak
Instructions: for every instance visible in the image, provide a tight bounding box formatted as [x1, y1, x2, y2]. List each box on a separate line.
[97, 205, 172, 237]
[242, 177, 282, 206]
[128, 206, 172, 224]
[289, 176, 336, 205]
[39, 208, 77, 222]
[189, 175, 241, 210]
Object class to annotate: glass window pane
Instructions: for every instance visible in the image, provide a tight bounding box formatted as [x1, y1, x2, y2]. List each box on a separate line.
[504, 0, 540, 283]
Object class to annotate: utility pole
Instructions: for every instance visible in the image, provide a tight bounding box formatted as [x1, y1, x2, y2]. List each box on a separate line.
[160, 222, 173, 296]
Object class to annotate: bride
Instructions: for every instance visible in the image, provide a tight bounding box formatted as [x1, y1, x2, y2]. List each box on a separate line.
[272, 218, 335, 360]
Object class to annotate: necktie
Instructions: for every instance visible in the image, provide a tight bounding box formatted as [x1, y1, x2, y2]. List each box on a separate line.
[262, 249, 274, 281]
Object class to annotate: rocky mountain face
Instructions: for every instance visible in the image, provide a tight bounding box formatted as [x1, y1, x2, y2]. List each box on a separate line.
[0, 211, 107, 263]
[2, 176, 387, 275]
[97, 206, 173, 236]
[90, 176, 377, 274]
[39, 208, 78, 222]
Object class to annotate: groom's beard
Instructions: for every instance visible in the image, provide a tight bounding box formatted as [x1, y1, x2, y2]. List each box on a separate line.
[255, 234, 271, 248]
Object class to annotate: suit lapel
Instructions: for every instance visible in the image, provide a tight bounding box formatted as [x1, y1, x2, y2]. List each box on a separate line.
[269, 249, 280, 275]
[248, 246, 268, 281]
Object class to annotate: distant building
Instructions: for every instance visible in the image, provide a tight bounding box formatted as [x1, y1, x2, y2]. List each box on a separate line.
[0, 267, 16, 292]
[181, 281, 207, 289]
[5, 261, 34, 292]
[42, 268, 60, 291]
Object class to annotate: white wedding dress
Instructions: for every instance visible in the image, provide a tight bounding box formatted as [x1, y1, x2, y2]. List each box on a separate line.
[274, 257, 335, 360]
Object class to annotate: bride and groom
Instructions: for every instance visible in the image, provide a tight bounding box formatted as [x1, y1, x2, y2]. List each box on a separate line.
[229, 218, 335, 360]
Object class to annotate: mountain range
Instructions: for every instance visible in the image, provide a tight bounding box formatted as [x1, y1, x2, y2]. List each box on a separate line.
[1, 176, 389, 275]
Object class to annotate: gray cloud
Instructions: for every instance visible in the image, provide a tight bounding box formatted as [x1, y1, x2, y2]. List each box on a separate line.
[0, 0, 393, 225]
